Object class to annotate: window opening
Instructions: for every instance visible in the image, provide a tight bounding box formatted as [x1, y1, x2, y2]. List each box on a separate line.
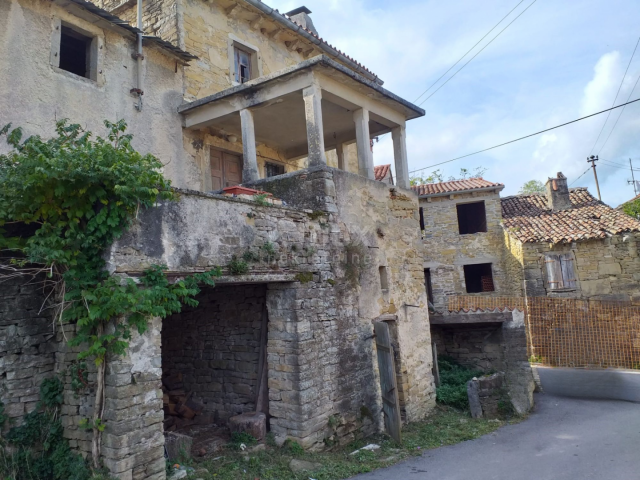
[424, 268, 434, 304]
[456, 201, 487, 234]
[379, 266, 389, 291]
[59, 26, 92, 78]
[234, 47, 252, 83]
[463, 263, 494, 293]
[265, 162, 285, 178]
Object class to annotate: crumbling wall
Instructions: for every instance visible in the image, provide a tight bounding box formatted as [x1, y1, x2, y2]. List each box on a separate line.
[431, 324, 504, 371]
[162, 285, 266, 423]
[520, 233, 640, 302]
[420, 190, 509, 310]
[0, 277, 57, 428]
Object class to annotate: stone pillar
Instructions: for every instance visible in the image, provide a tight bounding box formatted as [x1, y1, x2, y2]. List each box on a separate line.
[336, 143, 346, 171]
[353, 108, 374, 180]
[392, 126, 410, 189]
[240, 108, 259, 183]
[303, 84, 327, 167]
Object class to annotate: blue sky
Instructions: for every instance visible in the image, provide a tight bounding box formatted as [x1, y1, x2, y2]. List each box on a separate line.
[269, 0, 640, 206]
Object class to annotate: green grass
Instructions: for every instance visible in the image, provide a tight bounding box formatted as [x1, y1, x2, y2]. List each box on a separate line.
[172, 406, 509, 480]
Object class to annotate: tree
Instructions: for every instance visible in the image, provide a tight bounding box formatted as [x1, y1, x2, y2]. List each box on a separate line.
[622, 199, 640, 219]
[410, 167, 487, 186]
[519, 180, 545, 194]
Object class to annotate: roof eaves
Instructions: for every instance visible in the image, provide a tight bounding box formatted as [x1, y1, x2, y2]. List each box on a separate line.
[240, 0, 382, 85]
[417, 184, 505, 199]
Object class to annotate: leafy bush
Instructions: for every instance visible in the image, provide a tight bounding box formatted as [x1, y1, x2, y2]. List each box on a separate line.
[436, 356, 483, 410]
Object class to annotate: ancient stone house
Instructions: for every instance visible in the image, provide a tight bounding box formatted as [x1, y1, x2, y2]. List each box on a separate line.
[502, 172, 640, 302]
[0, 1, 435, 479]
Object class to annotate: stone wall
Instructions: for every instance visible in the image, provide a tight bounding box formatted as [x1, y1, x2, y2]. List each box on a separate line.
[431, 310, 534, 415]
[420, 190, 510, 310]
[0, 277, 57, 428]
[518, 233, 640, 302]
[162, 284, 266, 422]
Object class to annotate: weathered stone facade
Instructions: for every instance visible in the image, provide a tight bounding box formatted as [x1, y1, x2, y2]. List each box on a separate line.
[420, 189, 512, 310]
[511, 234, 640, 302]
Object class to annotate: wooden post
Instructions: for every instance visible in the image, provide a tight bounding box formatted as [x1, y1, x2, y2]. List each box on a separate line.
[432, 342, 440, 387]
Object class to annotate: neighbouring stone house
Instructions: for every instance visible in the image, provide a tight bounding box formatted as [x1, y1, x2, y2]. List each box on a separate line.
[374, 164, 394, 185]
[1, 1, 435, 479]
[503, 172, 640, 302]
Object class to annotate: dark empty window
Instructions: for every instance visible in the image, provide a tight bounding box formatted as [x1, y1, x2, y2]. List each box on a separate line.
[424, 268, 434, 304]
[419, 207, 425, 232]
[59, 26, 92, 78]
[234, 46, 253, 83]
[463, 263, 494, 293]
[265, 162, 285, 177]
[457, 201, 487, 234]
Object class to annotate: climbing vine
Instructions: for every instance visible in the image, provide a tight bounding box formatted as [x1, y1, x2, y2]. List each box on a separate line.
[0, 120, 221, 471]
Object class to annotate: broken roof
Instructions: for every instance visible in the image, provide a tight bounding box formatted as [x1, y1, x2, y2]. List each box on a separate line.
[501, 188, 640, 244]
[411, 178, 504, 197]
[54, 0, 197, 62]
[374, 164, 391, 182]
[241, 0, 380, 84]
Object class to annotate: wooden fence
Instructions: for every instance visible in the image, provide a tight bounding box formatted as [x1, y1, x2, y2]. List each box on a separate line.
[446, 295, 640, 369]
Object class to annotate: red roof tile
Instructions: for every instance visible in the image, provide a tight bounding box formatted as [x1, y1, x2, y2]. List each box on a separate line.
[411, 178, 504, 196]
[501, 189, 640, 244]
[374, 164, 391, 182]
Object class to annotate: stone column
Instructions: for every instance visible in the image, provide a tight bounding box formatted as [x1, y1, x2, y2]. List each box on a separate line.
[392, 126, 410, 189]
[336, 143, 346, 171]
[353, 108, 374, 180]
[303, 84, 327, 167]
[240, 108, 259, 183]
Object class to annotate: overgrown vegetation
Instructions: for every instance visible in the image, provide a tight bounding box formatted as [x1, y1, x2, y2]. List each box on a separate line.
[0, 378, 113, 480]
[172, 406, 503, 480]
[622, 198, 640, 219]
[253, 193, 270, 206]
[436, 356, 483, 410]
[0, 120, 221, 471]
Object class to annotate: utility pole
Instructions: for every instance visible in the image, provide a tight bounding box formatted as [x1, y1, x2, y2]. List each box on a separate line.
[629, 158, 637, 197]
[587, 155, 601, 201]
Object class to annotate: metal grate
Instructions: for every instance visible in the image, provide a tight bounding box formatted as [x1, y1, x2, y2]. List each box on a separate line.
[446, 295, 640, 369]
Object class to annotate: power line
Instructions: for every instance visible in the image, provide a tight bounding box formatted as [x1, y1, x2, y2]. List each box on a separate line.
[417, 0, 537, 106]
[413, 0, 526, 104]
[599, 159, 640, 171]
[569, 167, 591, 187]
[588, 36, 640, 155]
[408, 96, 640, 175]
[597, 71, 640, 155]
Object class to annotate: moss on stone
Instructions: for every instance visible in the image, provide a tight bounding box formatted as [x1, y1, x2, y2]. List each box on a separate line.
[326, 278, 336, 286]
[307, 210, 325, 220]
[294, 272, 314, 283]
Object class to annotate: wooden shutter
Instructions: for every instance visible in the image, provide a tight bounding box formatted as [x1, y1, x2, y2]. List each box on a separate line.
[544, 254, 563, 290]
[223, 152, 242, 186]
[374, 322, 402, 443]
[210, 149, 223, 191]
[559, 253, 577, 289]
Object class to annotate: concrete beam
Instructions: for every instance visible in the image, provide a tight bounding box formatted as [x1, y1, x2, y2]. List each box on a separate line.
[392, 125, 409, 189]
[354, 108, 374, 180]
[240, 109, 259, 182]
[429, 312, 511, 325]
[303, 84, 327, 167]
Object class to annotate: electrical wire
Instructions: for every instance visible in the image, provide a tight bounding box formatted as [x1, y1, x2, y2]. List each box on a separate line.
[408, 96, 640, 175]
[597, 71, 640, 155]
[588, 36, 640, 155]
[413, 0, 526, 104]
[569, 167, 591, 187]
[599, 160, 640, 171]
[417, 0, 537, 107]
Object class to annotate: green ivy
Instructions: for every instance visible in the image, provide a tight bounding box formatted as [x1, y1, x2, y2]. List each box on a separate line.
[0, 120, 221, 469]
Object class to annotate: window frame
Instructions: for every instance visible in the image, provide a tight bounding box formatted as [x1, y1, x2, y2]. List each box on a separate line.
[227, 35, 262, 86]
[265, 162, 286, 178]
[50, 18, 103, 85]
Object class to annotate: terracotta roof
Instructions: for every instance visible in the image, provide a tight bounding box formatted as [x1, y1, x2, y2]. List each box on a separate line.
[501, 188, 640, 244]
[374, 164, 391, 182]
[411, 178, 504, 196]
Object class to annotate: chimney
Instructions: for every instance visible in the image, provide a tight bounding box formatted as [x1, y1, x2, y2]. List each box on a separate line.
[285, 6, 318, 36]
[545, 172, 572, 211]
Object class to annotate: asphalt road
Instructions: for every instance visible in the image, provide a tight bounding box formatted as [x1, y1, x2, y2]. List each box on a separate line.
[353, 394, 640, 480]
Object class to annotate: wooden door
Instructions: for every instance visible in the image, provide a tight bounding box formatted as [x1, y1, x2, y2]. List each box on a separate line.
[223, 152, 242, 187]
[374, 321, 402, 443]
[210, 149, 223, 191]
